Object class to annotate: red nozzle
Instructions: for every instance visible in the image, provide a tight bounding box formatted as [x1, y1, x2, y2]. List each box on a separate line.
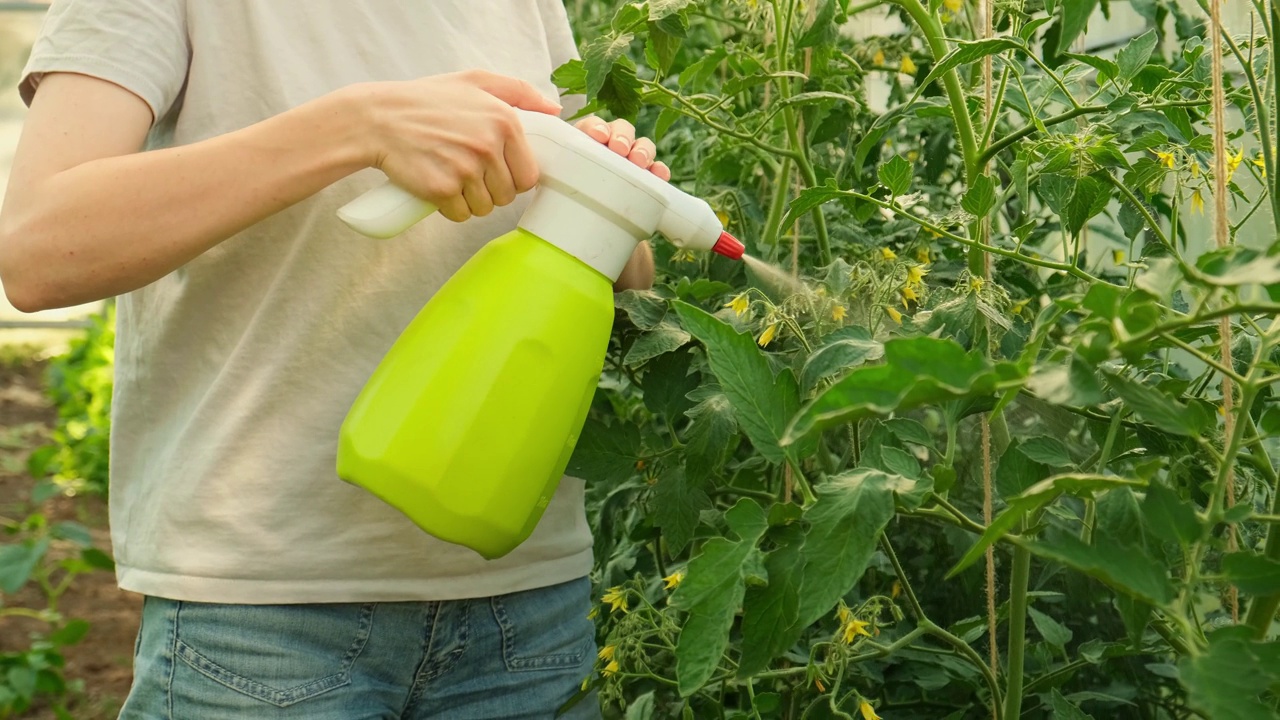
[712, 231, 745, 260]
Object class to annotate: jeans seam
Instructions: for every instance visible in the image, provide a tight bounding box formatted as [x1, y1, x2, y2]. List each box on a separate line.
[165, 600, 179, 720]
[422, 600, 468, 683]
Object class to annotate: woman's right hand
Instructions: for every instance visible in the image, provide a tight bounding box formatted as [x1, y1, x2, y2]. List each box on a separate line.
[355, 70, 561, 223]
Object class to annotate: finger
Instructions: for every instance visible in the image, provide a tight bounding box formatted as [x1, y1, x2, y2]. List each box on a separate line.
[468, 70, 562, 114]
[628, 137, 657, 169]
[606, 118, 635, 156]
[574, 115, 611, 144]
[462, 177, 495, 217]
[436, 193, 472, 223]
[649, 161, 671, 182]
[485, 164, 517, 208]
[505, 135, 541, 194]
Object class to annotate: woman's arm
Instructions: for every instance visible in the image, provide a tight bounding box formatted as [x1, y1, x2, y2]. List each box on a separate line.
[0, 70, 558, 311]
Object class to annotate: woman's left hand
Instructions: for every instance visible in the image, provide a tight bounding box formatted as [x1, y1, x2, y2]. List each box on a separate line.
[574, 116, 672, 181]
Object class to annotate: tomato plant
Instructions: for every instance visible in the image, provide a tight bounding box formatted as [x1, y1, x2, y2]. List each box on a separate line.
[558, 0, 1280, 717]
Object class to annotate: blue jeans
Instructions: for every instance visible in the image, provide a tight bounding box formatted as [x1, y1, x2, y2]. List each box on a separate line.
[117, 577, 602, 719]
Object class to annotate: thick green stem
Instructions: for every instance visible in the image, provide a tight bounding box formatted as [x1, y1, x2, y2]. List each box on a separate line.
[763, 157, 796, 249]
[1001, 545, 1032, 720]
[1245, 405, 1280, 636]
[921, 620, 1005, 718]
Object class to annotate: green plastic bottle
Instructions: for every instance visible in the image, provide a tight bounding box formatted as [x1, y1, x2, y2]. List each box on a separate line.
[334, 109, 744, 559]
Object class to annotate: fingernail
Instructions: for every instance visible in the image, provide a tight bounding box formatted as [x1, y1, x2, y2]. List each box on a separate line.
[633, 149, 651, 164]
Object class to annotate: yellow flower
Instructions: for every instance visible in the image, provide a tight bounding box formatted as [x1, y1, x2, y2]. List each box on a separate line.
[944, 0, 963, 10]
[672, 249, 697, 263]
[1191, 188, 1205, 215]
[758, 323, 779, 347]
[880, 247, 897, 261]
[859, 700, 882, 720]
[915, 247, 931, 264]
[1155, 150, 1176, 169]
[831, 304, 847, 322]
[1112, 249, 1125, 265]
[891, 580, 902, 599]
[716, 210, 730, 228]
[815, 677, 827, 692]
[873, 49, 886, 66]
[900, 55, 917, 75]
[969, 277, 985, 293]
[587, 606, 599, 620]
[837, 605, 852, 624]
[663, 571, 684, 590]
[906, 265, 928, 287]
[1011, 299, 1029, 316]
[906, 150, 919, 162]
[1255, 154, 1268, 177]
[598, 645, 616, 661]
[885, 306, 903, 323]
[603, 659, 620, 676]
[725, 293, 750, 317]
[901, 285, 919, 305]
[1227, 147, 1244, 181]
[602, 587, 629, 614]
[1190, 160, 1200, 178]
[841, 618, 872, 644]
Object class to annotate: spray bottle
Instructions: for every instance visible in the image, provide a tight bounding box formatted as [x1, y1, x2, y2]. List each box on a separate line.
[334, 109, 744, 560]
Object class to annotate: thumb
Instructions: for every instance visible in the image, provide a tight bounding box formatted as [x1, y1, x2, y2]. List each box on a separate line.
[471, 71, 562, 114]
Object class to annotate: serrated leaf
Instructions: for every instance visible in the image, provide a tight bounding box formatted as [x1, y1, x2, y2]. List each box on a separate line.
[1056, 0, 1099, 54]
[878, 155, 914, 196]
[1117, 29, 1158, 81]
[1063, 52, 1119, 85]
[653, 468, 711, 556]
[616, 289, 668, 330]
[884, 417, 937, 451]
[1180, 629, 1280, 720]
[780, 181, 847, 237]
[786, 336, 1018, 444]
[1019, 436, 1075, 467]
[799, 326, 883, 390]
[567, 418, 641, 484]
[626, 321, 691, 364]
[647, 21, 683, 73]
[738, 525, 805, 677]
[961, 174, 996, 217]
[626, 691, 656, 720]
[684, 391, 737, 477]
[919, 38, 1026, 93]
[671, 499, 769, 696]
[1105, 373, 1208, 437]
[797, 0, 837, 48]
[780, 90, 860, 109]
[551, 59, 587, 94]
[1221, 553, 1280, 595]
[597, 57, 644, 120]
[1141, 483, 1202, 546]
[1051, 688, 1095, 719]
[1028, 532, 1175, 605]
[642, 349, 699, 418]
[1064, 175, 1109, 236]
[584, 33, 635, 98]
[649, 0, 694, 20]
[998, 440, 1051, 499]
[0, 538, 50, 594]
[1195, 246, 1280, 286]
[674, 302, 802, 464]
[1029, 606, 1074, 649]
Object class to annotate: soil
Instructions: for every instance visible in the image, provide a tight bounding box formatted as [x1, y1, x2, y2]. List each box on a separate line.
[0, 357, 140, 720]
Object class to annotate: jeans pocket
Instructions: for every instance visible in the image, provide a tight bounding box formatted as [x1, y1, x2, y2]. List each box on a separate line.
[491, 576, 594, 672]
[174, 600, 374, 707]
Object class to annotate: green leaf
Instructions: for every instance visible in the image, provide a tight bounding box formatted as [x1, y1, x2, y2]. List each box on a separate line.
[551, 59, 587, 94]
[1064, 175, 1109, 236]
[1180, 628, 1280, 720]
[1029, 606, 1074, 650]
[642, 349, 699, 418]
[80, 547, 115, 570]
[1117, 30, 1159, 81]
[1063, 52, 1119, 85]
[674, 302, 801, 464]
[1028, 356, 1104, 406]
[649, 0, 694, 20]
[1141, 483, 1202, 546]
[1028, 533, 1175, 606]
[647, 21, 683, 73]
[998, 440, 1051, 499]
[780, 180, 847, 242]
[671, 499, 769, 696]
[584, 33, 635, 98]
[50, 521, 93, 548]
[1124, 157, 1168, 197]
[626, 691, 656, 720]
[799, 326, 883, 391]
[0, 538, 50, 594]
[1105, 373, 1208, 437]
[1195, 246, 1280, 286]
[49, 619, 91, 647]
[626, 321, 691, 364]
[1056, 0, 1099, 54]
[616, 289, 667, 330]
[1221, 553, 1280, 595]
[597, 57, 644, 121]
[684, 391, 737, 477]
[653, 468, 711, 556]
[1051, 688, 1096, 719]
[1018, 436, 1075, 468]
[878, 155, 913, 196]
[739, 525, 805, 677]
[780, 91, 860, 109]
[918, 38, 1026, 93]
[884, 417, 937, 451]
[786, 336, 1016, 444]
[961, 174, 996, 217]
[797, 0, 837, 48]
[949, 474, 1141, 577]
[567, 418, 641, 484]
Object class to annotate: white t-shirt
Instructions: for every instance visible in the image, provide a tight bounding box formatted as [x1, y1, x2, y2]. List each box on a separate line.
[19, 0, 595, 604]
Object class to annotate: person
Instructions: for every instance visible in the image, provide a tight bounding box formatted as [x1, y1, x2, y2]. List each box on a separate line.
[0, 1, 669, 717]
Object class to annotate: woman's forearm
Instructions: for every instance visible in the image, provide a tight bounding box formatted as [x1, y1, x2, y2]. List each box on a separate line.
[0, 84, 373, 311]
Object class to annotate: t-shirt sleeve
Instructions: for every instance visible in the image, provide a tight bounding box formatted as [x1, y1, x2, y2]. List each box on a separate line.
[537, 0, 587, 117]
[18, 0, 190, 123]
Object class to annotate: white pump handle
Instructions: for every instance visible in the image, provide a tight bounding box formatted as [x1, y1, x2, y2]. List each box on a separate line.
[336, 183, 437, 240]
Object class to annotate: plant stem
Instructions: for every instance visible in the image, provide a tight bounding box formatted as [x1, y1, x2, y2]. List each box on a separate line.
[921, 620, 1005, 719]
[881, 535, 926, 620]
[1101, 172, 1177, 254]
[763, 157, 796, 249]
[1001, 544, 1032, 720]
